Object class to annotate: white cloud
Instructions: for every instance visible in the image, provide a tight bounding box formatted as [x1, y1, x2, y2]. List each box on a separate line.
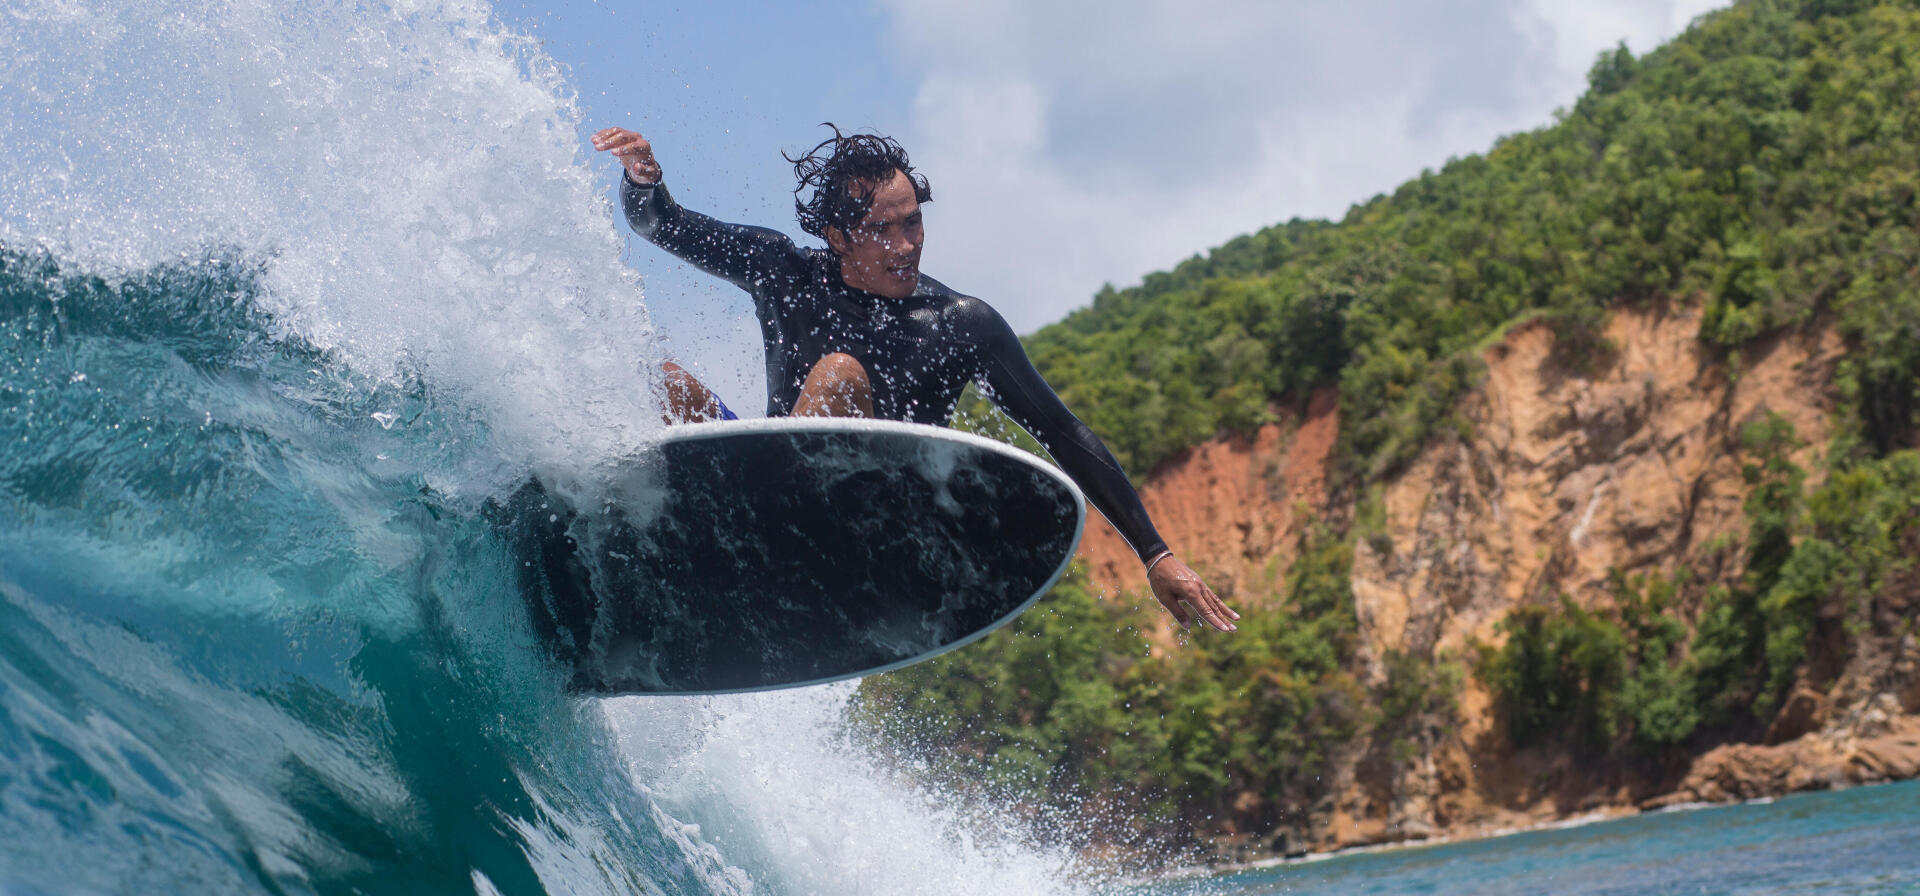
[879, 0, 1730, 332]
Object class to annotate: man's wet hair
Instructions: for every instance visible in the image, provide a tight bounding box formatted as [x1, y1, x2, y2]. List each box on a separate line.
[786, 124, 932, 245]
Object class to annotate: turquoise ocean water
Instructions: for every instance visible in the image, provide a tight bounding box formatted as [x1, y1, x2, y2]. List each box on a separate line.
[4, 2, 1917, 894]
[1149, 781, 1920, 896]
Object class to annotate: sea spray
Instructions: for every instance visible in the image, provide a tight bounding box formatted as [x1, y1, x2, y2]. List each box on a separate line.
[609, 686, 1102, 896]
[0, 0, 666, 474]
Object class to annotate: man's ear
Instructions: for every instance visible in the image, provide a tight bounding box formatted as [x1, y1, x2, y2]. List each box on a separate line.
[825, 226, 849, 256]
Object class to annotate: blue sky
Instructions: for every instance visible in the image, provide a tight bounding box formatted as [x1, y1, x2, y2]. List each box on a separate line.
[508, 0, 1726, 403]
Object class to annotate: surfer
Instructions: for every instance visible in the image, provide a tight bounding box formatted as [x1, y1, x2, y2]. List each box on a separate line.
[593, 124, 1240, 635]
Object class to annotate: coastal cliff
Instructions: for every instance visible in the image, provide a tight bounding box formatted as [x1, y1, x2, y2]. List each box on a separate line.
[1078, 302, 1920, 854]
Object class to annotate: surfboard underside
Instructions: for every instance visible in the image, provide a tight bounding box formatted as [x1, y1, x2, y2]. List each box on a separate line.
[495, 420, 1084, 696]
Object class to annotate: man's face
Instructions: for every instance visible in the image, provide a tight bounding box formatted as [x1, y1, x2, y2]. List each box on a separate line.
[827, 169, 924, 299]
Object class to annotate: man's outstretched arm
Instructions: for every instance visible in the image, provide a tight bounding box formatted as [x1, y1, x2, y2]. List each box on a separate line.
[593, 126, 802, 292]
[967, 302, 1239, 633]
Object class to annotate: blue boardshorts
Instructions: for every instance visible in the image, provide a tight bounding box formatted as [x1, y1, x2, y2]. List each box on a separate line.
[713, 394, 739, 421]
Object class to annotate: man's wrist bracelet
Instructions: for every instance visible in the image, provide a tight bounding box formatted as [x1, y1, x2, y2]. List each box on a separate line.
[1145, 550, 1174, 576]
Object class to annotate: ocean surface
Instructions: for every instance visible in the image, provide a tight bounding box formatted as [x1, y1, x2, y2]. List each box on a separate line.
[1138, 781, 1920, 896]
[4, 2, 1918, 895]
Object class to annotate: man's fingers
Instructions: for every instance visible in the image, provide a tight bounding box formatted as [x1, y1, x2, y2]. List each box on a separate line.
[1198, 597, 1237, 633]
[1206, 590, 1240, 629]
[1213, 590, 1244, 629]
[1160, 594, 1193, 629]
[591, 129, 650, 155]
[1189, 587, 1237, 633]
[591, 129, 661, 183]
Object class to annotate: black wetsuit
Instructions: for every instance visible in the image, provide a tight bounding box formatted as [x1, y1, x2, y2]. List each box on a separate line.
[623, 177, 1168, 563]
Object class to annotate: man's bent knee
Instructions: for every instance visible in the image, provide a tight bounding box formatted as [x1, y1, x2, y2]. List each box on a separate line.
[794, 352, 873, 418]
[660, 360, 724, 423]
[810, 352, 869, 384]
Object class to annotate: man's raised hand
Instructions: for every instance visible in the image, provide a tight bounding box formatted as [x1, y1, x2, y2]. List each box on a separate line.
[592, 127, 662, 185]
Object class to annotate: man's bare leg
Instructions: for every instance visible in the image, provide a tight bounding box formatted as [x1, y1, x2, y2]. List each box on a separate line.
[792, 352, 873, 418]
[661, 361, 726, 424]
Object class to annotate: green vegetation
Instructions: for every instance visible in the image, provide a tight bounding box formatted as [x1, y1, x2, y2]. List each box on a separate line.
[1764, 451, 1920, 687]
[1480, 597, 1630, 751]
[1476, 566, 1720, 752]
[859, 0, 1920, 852]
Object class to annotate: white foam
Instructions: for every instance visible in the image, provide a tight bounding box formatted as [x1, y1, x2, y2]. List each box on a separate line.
[605, 685, 1101, 896]
[0, 0, 669, 472]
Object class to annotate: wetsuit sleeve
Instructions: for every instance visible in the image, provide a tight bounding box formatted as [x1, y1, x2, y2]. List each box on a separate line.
[621, 177, 805, 291]
[965, 302, 1170, 564]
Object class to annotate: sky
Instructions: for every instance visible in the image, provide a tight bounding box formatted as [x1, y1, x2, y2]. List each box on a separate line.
[502, 0, 1727, 406]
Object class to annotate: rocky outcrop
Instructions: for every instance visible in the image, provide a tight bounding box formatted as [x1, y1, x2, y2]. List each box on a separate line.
[1077, 301, 1920, 855]
[1353, 302, 1842, 669]
[1653, 626, 1920, 805]
[1650, 703, 1920, 806]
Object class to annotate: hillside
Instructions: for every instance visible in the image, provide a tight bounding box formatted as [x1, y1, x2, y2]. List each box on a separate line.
[854, 0, 1920, 862]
